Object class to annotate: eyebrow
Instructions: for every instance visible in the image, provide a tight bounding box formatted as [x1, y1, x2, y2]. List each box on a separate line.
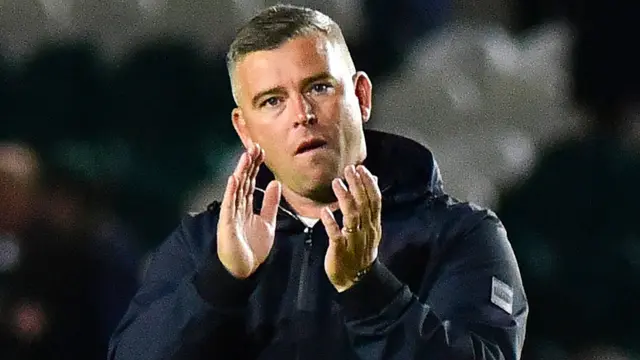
[250, 71, 334, 108]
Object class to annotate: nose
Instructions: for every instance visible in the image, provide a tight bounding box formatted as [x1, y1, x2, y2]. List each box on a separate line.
[292, 94, 316, 126]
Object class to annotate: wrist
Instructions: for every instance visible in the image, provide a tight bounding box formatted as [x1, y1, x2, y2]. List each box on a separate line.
[335, 260, 407, 320]
[194, 253, 261, 306]
[334, 261, 376, 293]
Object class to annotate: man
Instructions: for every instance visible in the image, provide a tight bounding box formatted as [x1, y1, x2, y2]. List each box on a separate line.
[108, 4, 528, 359]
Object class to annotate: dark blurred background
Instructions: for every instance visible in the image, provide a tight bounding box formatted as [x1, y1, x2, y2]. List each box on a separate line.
[0, 0, 638, 359]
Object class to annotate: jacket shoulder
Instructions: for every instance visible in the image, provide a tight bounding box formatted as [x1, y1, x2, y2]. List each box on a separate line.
[427, 194, 505, 244]
[170, 202, 221, 256]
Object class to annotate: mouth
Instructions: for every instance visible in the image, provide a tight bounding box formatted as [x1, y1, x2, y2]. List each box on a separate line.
[295, 138, 328, 155]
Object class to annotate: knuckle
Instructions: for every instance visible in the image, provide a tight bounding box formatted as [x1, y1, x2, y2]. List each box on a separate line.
[345, 215, 358, 224]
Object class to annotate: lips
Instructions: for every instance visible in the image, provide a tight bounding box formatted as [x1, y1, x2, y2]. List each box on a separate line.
[295, 138, 327, 154]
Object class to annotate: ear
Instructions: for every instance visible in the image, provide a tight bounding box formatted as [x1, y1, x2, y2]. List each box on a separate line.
[231, 107, 254, 150]
[353, 71, 373, 123]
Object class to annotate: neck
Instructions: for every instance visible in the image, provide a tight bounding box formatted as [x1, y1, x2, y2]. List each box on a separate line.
[281, 185, 339, 219]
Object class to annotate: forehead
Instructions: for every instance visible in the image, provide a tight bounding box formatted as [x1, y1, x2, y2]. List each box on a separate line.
[233, 35, 348, 100]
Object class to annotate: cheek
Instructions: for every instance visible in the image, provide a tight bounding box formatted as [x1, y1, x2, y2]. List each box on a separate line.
[345, 93, 363, 120]
[336, 90, 361, 117]
[250, 124, 289, 156]
[315, 96, 350, 124]
[247, 113, 283, 140]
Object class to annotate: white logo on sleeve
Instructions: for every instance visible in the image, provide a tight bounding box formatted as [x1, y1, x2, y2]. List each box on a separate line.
[491, 277, 513, 315]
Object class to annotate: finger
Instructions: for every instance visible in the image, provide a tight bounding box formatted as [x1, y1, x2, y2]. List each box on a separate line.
[246, 143, 261, 178]
[344, 165, 371, 224]
[247, 144, 264, 185]
[357, 166, 382, 225]
[331, 178, 359, 230]
[220, 175, 237, 224]
[234, 158, 244, 212]
[320, 207, 343, 244]
[232, 152, 249, 210]
[232, 151, 251, 180]
[242, 146, 258, 199]
[244, 145, 263, 215]
[260, 180, 282, 227]
[238, 151, 256, 214]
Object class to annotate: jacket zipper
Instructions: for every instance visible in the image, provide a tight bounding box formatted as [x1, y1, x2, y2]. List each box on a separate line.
[296, 226, 313, 310]
[296, 226, 313, 360]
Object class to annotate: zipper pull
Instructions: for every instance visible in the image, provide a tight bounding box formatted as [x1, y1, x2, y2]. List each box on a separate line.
[303, 227, 313, 246]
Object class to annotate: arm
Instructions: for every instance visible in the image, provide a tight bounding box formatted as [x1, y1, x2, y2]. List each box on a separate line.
[336, 215, 529, 360]
[109, 145, 280, 360]
[107, 213, 260, 360]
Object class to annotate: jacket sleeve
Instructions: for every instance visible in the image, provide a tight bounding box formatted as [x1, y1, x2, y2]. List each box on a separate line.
[335, 214, 529, 360]
[107, 213, 261, 360]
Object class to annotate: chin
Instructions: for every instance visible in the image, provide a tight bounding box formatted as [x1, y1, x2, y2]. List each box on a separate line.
[302, 182, 336, 203]
[293, 170, 337, 201]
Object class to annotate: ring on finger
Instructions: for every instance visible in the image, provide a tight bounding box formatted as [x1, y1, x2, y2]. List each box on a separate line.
[344, 226, 359, 233]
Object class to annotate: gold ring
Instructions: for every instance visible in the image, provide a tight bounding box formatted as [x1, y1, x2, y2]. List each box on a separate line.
[344, 226, 358, 233]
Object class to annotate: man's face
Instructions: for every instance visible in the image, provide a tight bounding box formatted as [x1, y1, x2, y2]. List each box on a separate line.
[231, 34, 372, 200]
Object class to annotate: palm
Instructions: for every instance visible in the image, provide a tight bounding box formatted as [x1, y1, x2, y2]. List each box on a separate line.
[235, 211, 275, 267]
[217, 145, 281, 279]
[324, 244, 352, 288]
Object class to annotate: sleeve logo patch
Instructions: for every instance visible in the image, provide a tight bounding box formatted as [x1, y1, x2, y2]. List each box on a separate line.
[491, 276, 513, 315]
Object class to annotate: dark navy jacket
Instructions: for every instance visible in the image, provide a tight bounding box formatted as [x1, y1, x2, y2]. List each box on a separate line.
[108, 130, 528, 360]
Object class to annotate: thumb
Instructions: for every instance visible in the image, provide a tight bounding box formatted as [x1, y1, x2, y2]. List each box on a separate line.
[260, 180, 281, 226]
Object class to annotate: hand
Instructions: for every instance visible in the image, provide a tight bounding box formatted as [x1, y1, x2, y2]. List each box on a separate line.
[217, 143, 282, 279]
[321, 165, 381, 292]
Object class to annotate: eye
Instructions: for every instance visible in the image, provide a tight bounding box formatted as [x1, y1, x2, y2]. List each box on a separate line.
[310, 83, 333, 94]
[261, 97, 281, 108]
